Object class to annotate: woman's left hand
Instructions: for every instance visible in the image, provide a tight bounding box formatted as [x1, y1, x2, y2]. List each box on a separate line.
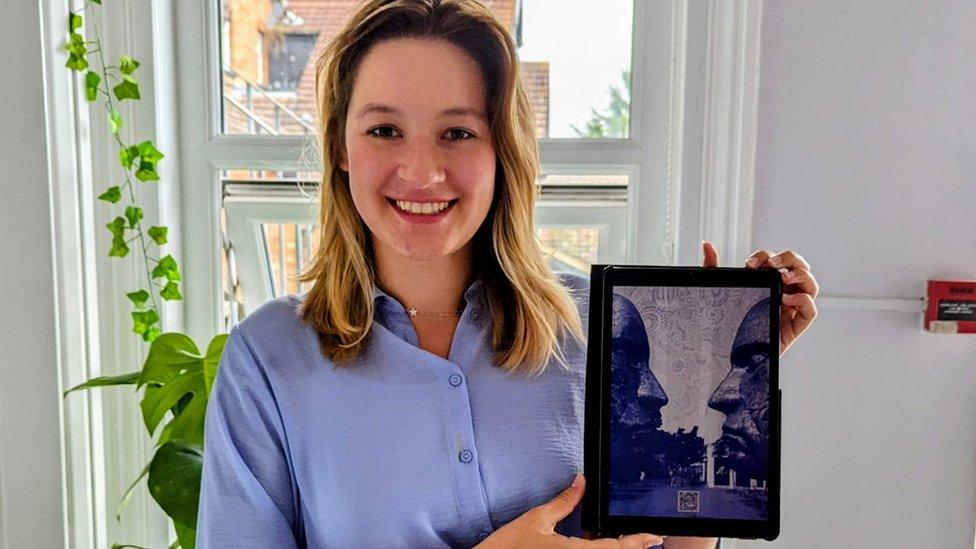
[701, 241, 818, 357]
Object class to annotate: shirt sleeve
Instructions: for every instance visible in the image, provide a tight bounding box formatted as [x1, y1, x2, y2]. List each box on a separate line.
[196, 324, 302, 548]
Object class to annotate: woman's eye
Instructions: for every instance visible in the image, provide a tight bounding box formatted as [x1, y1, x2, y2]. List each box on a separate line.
[446, 128, 475, 140]
[367, 126, 399, 139]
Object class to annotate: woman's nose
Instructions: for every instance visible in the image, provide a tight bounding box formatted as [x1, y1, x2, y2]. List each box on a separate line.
[397, 138, 446, 186]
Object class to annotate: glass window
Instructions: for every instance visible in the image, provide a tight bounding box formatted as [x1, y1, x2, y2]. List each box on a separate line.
[220, 169, 628, 321]
[219, 0, 633, 138]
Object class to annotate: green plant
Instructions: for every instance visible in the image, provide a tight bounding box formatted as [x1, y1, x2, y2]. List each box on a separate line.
[61, 2, 227, 548]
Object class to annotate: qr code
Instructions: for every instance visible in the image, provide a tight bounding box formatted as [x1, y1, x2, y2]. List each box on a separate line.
[677, 490, 700, 513]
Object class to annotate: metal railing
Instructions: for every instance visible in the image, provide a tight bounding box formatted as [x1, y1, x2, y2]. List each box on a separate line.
[222, 64, 315, 135]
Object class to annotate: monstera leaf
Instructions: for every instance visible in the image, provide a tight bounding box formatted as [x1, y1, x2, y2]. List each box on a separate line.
[148, 439, 203, 530]
[137, 332, 228, 447]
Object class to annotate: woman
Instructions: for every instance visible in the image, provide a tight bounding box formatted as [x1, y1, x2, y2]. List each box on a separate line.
[196, 1, 819, 548]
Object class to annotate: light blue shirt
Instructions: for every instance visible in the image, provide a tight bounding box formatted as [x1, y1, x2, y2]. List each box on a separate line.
[196, 272, 661, 548]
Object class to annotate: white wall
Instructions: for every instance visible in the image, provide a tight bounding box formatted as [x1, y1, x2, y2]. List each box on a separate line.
[0, 1, 68, 548]
[742, 1, 976, 547]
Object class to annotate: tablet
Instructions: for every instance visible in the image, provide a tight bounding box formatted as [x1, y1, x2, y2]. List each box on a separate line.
[581, 265, 782, 541]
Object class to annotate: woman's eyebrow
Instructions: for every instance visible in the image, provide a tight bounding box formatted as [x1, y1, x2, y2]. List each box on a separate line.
[355, 103, 485, 120]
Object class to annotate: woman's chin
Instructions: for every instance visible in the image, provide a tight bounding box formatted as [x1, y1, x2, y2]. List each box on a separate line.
[390, 243, 459, 262]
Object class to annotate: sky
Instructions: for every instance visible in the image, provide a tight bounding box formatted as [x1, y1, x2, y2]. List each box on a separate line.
[516, 0, 634, 138]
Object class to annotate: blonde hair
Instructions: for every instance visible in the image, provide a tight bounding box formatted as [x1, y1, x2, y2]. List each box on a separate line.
[297, 0, 584, 377]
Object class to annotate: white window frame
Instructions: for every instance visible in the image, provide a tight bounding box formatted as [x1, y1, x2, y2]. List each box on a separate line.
[48, 0, 765, 547]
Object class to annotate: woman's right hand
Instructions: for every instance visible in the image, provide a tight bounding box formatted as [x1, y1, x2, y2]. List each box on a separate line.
[475, 473, 664, 548]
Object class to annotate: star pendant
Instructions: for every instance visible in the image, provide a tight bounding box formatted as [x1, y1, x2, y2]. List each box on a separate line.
[407, 308, 418, 317]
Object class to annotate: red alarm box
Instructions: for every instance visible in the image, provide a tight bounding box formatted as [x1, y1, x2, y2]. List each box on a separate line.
[925, 280, 976, 333]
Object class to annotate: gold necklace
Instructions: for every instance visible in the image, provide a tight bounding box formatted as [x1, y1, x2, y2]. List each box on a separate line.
[406, 307, 463, 318]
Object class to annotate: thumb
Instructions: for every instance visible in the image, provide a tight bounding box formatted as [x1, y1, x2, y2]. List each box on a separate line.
[702, 240, 719, 268]
[539, 473, 585, 525]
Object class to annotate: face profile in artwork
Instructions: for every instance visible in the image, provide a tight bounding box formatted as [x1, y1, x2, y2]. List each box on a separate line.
[707, 297, 772, 482]
[609, 293, 669, 482]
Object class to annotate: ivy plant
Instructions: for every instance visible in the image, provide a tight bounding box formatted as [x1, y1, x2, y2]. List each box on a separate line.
[61, 2, 227, 548]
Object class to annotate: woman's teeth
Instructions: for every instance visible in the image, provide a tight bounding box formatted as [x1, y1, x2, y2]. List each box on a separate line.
[395, 200, 451, 215]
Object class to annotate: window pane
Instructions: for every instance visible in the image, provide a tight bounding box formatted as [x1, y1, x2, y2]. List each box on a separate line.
[221, 169, 624, 317]
[263, 221, 319, 296]
[537, 227, 600, 277]
[517, 0, 633, 138]
[219, 0, 633, 138]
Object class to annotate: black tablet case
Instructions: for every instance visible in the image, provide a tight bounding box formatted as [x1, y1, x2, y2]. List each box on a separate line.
[582, 265, 782, 541]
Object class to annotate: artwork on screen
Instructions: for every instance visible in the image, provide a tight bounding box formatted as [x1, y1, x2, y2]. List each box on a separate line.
[608, 286, 771, 520]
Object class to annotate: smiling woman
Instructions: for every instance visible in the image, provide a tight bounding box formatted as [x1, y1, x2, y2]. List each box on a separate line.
[340, 37, 496, 263]
[196, 1, 715, 549]
[297, 0, 586, 374]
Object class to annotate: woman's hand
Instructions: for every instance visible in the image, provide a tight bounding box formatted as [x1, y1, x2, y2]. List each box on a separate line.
[476, 473, 664, 549]
[702, 241, 819, 356]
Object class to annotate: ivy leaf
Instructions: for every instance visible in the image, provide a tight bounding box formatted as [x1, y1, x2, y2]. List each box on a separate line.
[151, 254, 181, 282]
[134, 140, 164, 182]
[65, 32, 87, 57]
[119, 145, 139, 169]
[85, 71, 101, 101]
[113, 74, 140, 101]
[125, 205, 143, 228]
[127, 289, 151, 309]
[109, 238, 129, 258]
[160, 281, 182, 301]
[108, 109, 122, 134]
[146, 327, 162, 343]
[147, 226, 168, 245]
[66, 53, 88, 72]
[137, 140, 164, 163]
[98, 186, 122, 204]
[119, 55, 141, 75]
[106, 216, 127, 239]
[132, 309, 160, 338]
[135, 161, 160, 182]
[69, 13, 82, 32]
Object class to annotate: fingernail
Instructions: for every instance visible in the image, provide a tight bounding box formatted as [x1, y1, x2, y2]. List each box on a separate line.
[746, 258, 758, 267]
[572, 473, 583, 488]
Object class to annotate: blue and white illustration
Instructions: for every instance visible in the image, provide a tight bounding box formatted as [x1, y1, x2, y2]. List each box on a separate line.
[608, 286, 771, 521]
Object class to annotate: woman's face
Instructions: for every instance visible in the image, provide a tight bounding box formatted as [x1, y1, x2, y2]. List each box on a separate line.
[342, 37, 496, 262]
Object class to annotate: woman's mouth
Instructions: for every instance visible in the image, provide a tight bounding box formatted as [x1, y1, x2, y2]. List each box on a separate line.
[386, 197, 458, 223]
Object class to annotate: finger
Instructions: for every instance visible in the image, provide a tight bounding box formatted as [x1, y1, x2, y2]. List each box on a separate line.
[744, 249, 773, 269]
[783, 292, 817, 334]
[702, 241, 719, 268]
[585, 533, 665, 548]
[767, 250, 811, 272]
[777, 266, 819, 298]
[538, 473, 585, 525]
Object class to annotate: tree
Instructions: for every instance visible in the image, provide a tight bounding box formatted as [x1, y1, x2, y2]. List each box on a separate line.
[570, 69, 630, 138]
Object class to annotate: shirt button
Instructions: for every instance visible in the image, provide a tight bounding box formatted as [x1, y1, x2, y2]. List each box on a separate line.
[458, 449, 474, 463]
[449, 373, 463, 387]
[470, 310, 480, 321]
[478, 530, 490, 541]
